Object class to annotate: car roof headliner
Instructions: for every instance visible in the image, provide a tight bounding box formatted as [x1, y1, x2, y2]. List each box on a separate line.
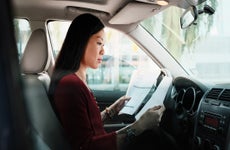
[12, 0, 191, 26]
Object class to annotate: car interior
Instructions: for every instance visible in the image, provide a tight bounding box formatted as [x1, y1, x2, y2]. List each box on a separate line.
[1, 0, 230, 150]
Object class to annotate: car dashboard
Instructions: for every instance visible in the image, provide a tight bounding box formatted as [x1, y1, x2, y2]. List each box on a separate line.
[161, 76, 230, 150]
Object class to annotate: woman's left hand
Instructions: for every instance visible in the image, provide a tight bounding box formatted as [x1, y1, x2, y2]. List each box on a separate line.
[107, 96, 131, 117]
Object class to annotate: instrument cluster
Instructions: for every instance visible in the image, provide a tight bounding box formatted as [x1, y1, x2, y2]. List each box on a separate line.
[170, 77, 207, 117]
[175, 86, 203, 115]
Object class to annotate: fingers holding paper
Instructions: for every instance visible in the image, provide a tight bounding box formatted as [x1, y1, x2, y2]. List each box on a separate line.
[136, 105, 165, 131]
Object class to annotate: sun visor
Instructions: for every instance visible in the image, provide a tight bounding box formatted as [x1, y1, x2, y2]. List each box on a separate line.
[65, 6, 110, 20]
[109, 2, 161, 25]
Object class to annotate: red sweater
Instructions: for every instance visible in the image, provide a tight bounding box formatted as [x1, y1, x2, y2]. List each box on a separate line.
[54, 73, 117, 150]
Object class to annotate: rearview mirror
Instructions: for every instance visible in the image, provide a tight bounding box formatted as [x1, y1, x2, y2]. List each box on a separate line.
[180, 6, 198, 29]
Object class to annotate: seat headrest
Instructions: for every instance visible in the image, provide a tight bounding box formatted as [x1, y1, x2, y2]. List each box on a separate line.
[21, 29, 48, 74]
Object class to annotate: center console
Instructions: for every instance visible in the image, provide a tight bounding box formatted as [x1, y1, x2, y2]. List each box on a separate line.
[193, 88, 230, 150]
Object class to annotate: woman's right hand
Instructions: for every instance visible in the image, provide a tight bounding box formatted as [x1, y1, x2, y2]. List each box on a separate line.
[115, 105, 165, 149]
[135, 105, 165, 132]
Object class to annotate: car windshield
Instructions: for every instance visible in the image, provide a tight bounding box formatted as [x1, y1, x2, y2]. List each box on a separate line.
[141, 0, 230, 84]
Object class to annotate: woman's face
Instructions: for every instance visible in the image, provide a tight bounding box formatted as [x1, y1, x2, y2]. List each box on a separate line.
[81, 29, 105, 69]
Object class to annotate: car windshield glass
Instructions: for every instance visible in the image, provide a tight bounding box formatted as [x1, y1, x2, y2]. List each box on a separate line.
[141, 0, 230, 84]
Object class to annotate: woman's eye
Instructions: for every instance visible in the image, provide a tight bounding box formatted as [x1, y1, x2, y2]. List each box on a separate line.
[97, 42, 102, 45]
[97, 42, 104, 47]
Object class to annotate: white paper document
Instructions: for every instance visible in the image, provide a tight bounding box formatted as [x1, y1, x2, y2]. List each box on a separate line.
[135, 76, 172, 119]
[118, 68, 161, 116]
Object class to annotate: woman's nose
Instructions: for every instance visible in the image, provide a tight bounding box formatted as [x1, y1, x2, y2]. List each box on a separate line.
[100, 47, 105, 55]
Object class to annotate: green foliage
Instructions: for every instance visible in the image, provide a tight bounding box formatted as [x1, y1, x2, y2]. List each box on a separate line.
[141, 0, 218, 60]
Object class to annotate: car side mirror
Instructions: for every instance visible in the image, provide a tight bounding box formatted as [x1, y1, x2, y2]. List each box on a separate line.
[180, 6, 198, 29]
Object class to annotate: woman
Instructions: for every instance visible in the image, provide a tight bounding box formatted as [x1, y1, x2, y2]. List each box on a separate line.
[48, 13, 165, 150]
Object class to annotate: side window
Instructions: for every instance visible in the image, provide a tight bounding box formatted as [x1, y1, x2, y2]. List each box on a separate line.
[87, 28, 160, 91]
[47, 21, 160, 92]
[47, 21, 70, 58]
[13, 19, 31, 60]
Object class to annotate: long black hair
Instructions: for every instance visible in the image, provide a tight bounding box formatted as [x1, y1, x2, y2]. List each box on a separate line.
[48, 13, 104, 100]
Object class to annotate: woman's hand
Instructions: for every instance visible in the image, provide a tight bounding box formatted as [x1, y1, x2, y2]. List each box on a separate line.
[135, 105, 165, 132]
[107, 96, 131, 117]
[115, 104, 165, 150]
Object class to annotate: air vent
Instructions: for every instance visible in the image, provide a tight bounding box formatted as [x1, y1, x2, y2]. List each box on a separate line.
[219, 89, 230, 101]
[206, 88, 223, 99]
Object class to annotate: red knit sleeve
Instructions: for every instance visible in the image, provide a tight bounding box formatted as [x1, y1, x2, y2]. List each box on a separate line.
[54, 74, 117, 150]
